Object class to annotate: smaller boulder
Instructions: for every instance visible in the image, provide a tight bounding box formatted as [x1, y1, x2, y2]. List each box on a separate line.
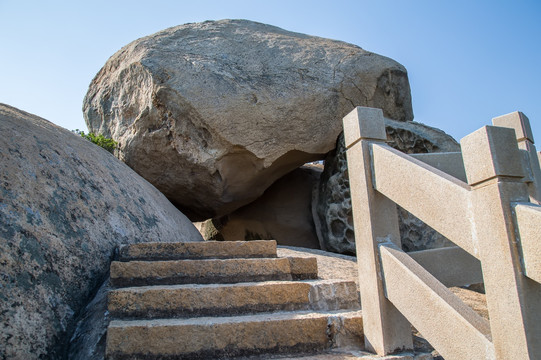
[314, 119, 459, 254]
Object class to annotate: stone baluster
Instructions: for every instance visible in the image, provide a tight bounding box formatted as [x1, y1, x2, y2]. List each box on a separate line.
[492, 111, 541, 204]
[343, 107, 412, 355]
[461, 125, 541, 359]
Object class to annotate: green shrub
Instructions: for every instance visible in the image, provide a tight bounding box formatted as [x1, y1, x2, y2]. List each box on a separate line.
[73, 129, 118, 154]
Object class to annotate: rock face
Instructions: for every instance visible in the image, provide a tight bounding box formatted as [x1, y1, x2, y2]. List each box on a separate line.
[0, 104, 202, 359]
[198, 165, 322, 249]
[314, 119, 460, 254]
[83, 19, 413, 220]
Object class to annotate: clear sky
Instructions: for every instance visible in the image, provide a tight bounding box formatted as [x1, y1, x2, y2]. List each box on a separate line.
[1, 0, 540, 145]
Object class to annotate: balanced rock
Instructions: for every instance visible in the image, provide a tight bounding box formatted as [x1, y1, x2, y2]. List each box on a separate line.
[0, 104, 202, 359]
[83, 19, 413, 220]
[314, 119, 459, 254]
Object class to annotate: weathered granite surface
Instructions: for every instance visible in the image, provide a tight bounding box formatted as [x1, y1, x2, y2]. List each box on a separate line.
[0, 104, 202, 359]
[71, 245, 486, 360]
[314, 119, 460, 254]
[83, 19, 413, 220]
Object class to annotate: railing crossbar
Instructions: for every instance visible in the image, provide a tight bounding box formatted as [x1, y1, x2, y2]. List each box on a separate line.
[379, 243, 494, 360]
[409, 246, 482, 287]
[370, 143, 478, 258]
[344, 107, 541, 360]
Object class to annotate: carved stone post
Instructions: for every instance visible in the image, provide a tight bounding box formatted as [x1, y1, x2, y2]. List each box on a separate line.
[343, 107, 412, 355]
[461, 125, 541, 359]
[493, 111, 541, 204]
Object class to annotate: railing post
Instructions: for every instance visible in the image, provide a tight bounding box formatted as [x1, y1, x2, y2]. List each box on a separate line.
[343, 107, 413, 355]
[493, 111, 541, 204]
[461, 125, 541, 359]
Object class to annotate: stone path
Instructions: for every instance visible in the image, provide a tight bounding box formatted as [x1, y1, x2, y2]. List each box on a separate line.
[102, 242, 484, 359]
[105, 241, 364, 359]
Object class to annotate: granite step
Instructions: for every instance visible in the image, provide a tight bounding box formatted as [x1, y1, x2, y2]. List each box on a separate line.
[241, 350, 436, 359]
[108, 279, 360, 319]
[118, 240, 277, 261]
[105, 310, 364, 360]
[110, 256, 318, 287]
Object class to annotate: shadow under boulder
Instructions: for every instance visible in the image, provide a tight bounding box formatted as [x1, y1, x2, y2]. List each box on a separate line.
[197, 165, 322, 249]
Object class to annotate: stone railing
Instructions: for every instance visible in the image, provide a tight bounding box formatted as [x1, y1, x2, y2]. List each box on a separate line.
[343, 107, 541, 360]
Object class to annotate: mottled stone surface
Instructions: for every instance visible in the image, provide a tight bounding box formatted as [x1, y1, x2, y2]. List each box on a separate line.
[107, 280, 359, 319]
[68, 279, 110, 360]
[314, 119, 460, 254]
[83, 19, 413, 220]
[106, 310, 364, 359]
[118, 239, 277, 261]
[0, 104, 202, 359]
[110, 257, 318, 287]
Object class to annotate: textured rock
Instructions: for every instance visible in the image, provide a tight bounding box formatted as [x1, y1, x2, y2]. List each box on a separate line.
[107, 280, 360, 319]
[83, 19, 413, 220]
[106, 310, 364, 359]
[67, 279, 110, 360]
[314, 119, 459, 254]
[110, 257, 318, 287]
[118, 239, 277, 261]
[0, 104, 202, 359]
[199, 165, 322, 249]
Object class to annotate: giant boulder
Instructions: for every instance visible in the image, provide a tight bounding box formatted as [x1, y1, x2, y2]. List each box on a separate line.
[314, 119, 459, 254]
[83, 19, 413, 220]
[0, 104, 202, 359]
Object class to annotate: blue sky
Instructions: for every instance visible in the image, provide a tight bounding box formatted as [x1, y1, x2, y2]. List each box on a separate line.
[1, 0, 540, 145]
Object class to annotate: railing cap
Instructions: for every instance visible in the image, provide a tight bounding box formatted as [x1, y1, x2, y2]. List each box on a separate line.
[343, 107, 386, 148]
[492, 111, 534, 143]
[461, 125, 525, 185]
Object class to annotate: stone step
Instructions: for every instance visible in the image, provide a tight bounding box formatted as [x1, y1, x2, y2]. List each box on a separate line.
[108, 279, 360, 319]
[247, 350, 436, 359]
[110, 257, 318, 287]
[105, 310, 364, 359]
[118, 240, 277, 261]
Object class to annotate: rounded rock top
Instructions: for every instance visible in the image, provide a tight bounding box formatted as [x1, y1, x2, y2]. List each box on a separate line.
[83, 19, 413, 220]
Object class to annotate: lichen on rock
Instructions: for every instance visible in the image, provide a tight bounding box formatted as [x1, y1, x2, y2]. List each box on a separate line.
[0, 103, 202, 359]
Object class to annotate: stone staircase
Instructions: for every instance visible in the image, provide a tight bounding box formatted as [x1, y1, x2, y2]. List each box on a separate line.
[105, 240, 365, 359]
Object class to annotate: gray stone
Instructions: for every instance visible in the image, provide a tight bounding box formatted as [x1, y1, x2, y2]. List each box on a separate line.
[67, 279, 110, 360]
[83, 19, 413, 220]
[314, 119, 460, 254]
[0, 104, 202, 359]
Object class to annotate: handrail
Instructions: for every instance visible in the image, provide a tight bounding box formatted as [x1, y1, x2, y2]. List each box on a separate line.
[513, 202, 541, 283]
[379, 243, 493, 359]
[370, 143, 477, 257]
[410, 152, 467, 182]
[408, 246, 482, 287]
[344, 106, 541, 360]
